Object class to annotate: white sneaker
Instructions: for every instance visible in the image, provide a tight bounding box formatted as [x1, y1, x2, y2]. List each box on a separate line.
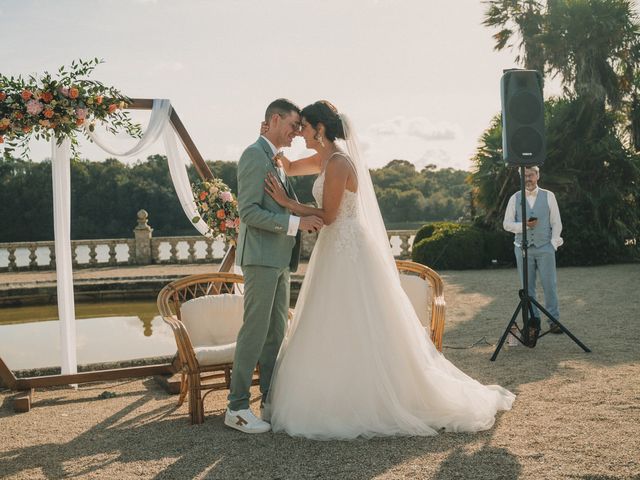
[224, 408, 271, 434]
[260, 403, 271, 423]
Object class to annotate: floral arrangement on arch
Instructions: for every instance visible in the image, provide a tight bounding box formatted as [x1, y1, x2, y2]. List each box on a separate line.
[191, 178, 240, 244]
[0, 58, 141, 159]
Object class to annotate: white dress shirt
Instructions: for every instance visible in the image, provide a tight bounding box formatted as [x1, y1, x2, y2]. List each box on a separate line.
[261, 136, 300, 236]
[503, 186, 564, 250]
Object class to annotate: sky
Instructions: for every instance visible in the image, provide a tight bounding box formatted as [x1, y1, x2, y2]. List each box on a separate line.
[0, 0, 563, 171]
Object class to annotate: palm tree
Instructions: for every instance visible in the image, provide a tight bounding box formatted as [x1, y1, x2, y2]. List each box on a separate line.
[542, 0, 640, 110]
[483, 0, 547, 72]
[468, 115, 516, 226]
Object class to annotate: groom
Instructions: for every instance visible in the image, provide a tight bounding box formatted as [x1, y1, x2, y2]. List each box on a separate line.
[225, 98, 323, 433]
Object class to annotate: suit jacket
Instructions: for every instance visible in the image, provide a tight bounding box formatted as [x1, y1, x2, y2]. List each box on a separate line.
[235, 137, 301, 271]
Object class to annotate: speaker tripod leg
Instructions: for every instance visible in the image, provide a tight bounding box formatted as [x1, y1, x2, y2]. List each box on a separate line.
[521, 294, 540, 348]
[528, 297, 591, 353]
[491, 300, 523, 361]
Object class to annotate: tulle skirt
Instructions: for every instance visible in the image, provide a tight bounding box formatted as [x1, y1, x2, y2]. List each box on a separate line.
[268, 220, 515, 440]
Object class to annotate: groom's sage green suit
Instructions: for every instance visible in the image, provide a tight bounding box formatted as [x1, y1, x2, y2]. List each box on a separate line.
[228, 136, 301, 411]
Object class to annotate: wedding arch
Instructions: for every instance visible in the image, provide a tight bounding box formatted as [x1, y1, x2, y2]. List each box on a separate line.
[0, 61, 236, 409]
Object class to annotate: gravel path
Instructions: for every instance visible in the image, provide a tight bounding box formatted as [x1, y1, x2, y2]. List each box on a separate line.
[1, 263, 639, 479]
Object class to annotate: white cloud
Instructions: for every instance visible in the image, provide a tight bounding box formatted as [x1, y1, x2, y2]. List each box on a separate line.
[420, 148, 471, 171]
[368, 116, 459, 141]
[416, 149, 451, 170]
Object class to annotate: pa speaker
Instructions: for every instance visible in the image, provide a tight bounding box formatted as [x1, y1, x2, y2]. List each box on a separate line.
[500, 69, 545, 166]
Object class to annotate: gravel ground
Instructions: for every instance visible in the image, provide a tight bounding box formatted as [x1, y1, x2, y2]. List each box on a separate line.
[1, 263, 639, 480]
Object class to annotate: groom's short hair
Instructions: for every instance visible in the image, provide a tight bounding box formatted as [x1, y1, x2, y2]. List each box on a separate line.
[265, 98, 300, 122]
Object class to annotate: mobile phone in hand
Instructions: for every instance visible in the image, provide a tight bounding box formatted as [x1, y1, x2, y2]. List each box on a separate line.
[528, 216, 538, 222]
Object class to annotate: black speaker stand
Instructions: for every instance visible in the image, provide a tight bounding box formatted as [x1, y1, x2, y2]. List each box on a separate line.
[490, 166, 591, 361]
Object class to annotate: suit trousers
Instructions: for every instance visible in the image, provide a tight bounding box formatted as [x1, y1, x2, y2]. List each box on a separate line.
[228, 265, 290, 411]
[514, 243, 559, 325]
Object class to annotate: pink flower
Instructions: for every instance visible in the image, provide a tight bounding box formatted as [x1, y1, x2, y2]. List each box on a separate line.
[234, 218, 240, 228]
[220, 191, 233, 203]
[59, 87, 70, 97]
[75, 108, 88, 119]
[225, 219, 235, 228]
[26, 99, 44, 116]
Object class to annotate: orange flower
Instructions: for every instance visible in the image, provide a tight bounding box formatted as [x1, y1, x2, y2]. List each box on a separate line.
[14, 112, 24, 120]
[43, 109, 54, 119]
[76, 118, 84, 126]
[108, 104, 117, 114]
[0, 136, 3, 144]
[95, 95, 103, 105]
[216, 209, 226, 219]
[219, 221, 227, 232]
[0, 92, 6, 101]
[41, 91, 53, 103]
[21, 90, 32, 101]
[22, 126, 31, 133]
[199, 191, 208, 201]
[69, 87, 79, 99]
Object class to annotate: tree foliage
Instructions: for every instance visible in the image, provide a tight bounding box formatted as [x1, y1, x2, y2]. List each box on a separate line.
[0, 156, 469, 242]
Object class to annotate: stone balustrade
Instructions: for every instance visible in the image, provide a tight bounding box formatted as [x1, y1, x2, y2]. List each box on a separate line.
[0, 210, 416, 272]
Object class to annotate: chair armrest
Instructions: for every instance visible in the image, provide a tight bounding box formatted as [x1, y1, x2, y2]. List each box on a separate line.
[160, 314, 199, 372]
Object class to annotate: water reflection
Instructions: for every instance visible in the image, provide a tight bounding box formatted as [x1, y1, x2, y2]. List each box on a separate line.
[0, 301, 176, 370]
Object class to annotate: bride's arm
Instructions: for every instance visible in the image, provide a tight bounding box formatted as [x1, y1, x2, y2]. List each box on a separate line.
[265, 156, 350, 225]
[276, 152, 322, 177]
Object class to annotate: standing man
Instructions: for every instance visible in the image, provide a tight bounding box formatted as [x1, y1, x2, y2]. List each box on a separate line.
[226, 99, 323, 433]
[503, 166, 564, 334]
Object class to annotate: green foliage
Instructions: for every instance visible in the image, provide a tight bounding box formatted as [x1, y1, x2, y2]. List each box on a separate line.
[371, 160, 470, 222]
[412, 221, 515, 269]
[0, 154, 470, 242]
[411, 222, 486, 270]
[0, 155, 193, 241]
[475, 221, 516, 266]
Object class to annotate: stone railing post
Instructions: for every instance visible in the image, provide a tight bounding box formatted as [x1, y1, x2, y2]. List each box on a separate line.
[133, 209, 153, 265]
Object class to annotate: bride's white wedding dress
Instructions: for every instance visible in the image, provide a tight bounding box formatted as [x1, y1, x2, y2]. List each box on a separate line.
[268, 152, 514, 440]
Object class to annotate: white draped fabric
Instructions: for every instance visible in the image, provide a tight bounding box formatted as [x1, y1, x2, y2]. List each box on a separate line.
[51, 138, 77, 375]
[52, 99, 208, 374]
[162, 124, 210, 236]
[86, 99, 172, 156]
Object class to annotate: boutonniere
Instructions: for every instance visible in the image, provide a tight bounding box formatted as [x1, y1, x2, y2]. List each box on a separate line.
[273, 151, 284, 168]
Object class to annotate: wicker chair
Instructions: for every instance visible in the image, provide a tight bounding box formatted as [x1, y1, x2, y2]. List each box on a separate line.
[396, 260, 446, 351]
[157, 272, 254, 425]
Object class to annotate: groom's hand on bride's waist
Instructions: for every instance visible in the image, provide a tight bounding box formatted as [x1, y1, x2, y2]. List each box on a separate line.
[299, 215, 323, 233]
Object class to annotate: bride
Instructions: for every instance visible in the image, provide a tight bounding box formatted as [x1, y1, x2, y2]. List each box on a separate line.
[263, 100, 515, 440]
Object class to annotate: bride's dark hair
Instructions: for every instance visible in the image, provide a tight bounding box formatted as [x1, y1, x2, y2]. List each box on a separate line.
[301, 100, 346, 141]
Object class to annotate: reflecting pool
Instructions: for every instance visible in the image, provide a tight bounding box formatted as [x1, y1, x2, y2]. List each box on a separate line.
[0, 301, 176, 370]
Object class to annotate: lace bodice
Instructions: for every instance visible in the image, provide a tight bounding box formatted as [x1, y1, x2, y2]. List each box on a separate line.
[312, 156, 362, 253]
[312, 171, 359, 221]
